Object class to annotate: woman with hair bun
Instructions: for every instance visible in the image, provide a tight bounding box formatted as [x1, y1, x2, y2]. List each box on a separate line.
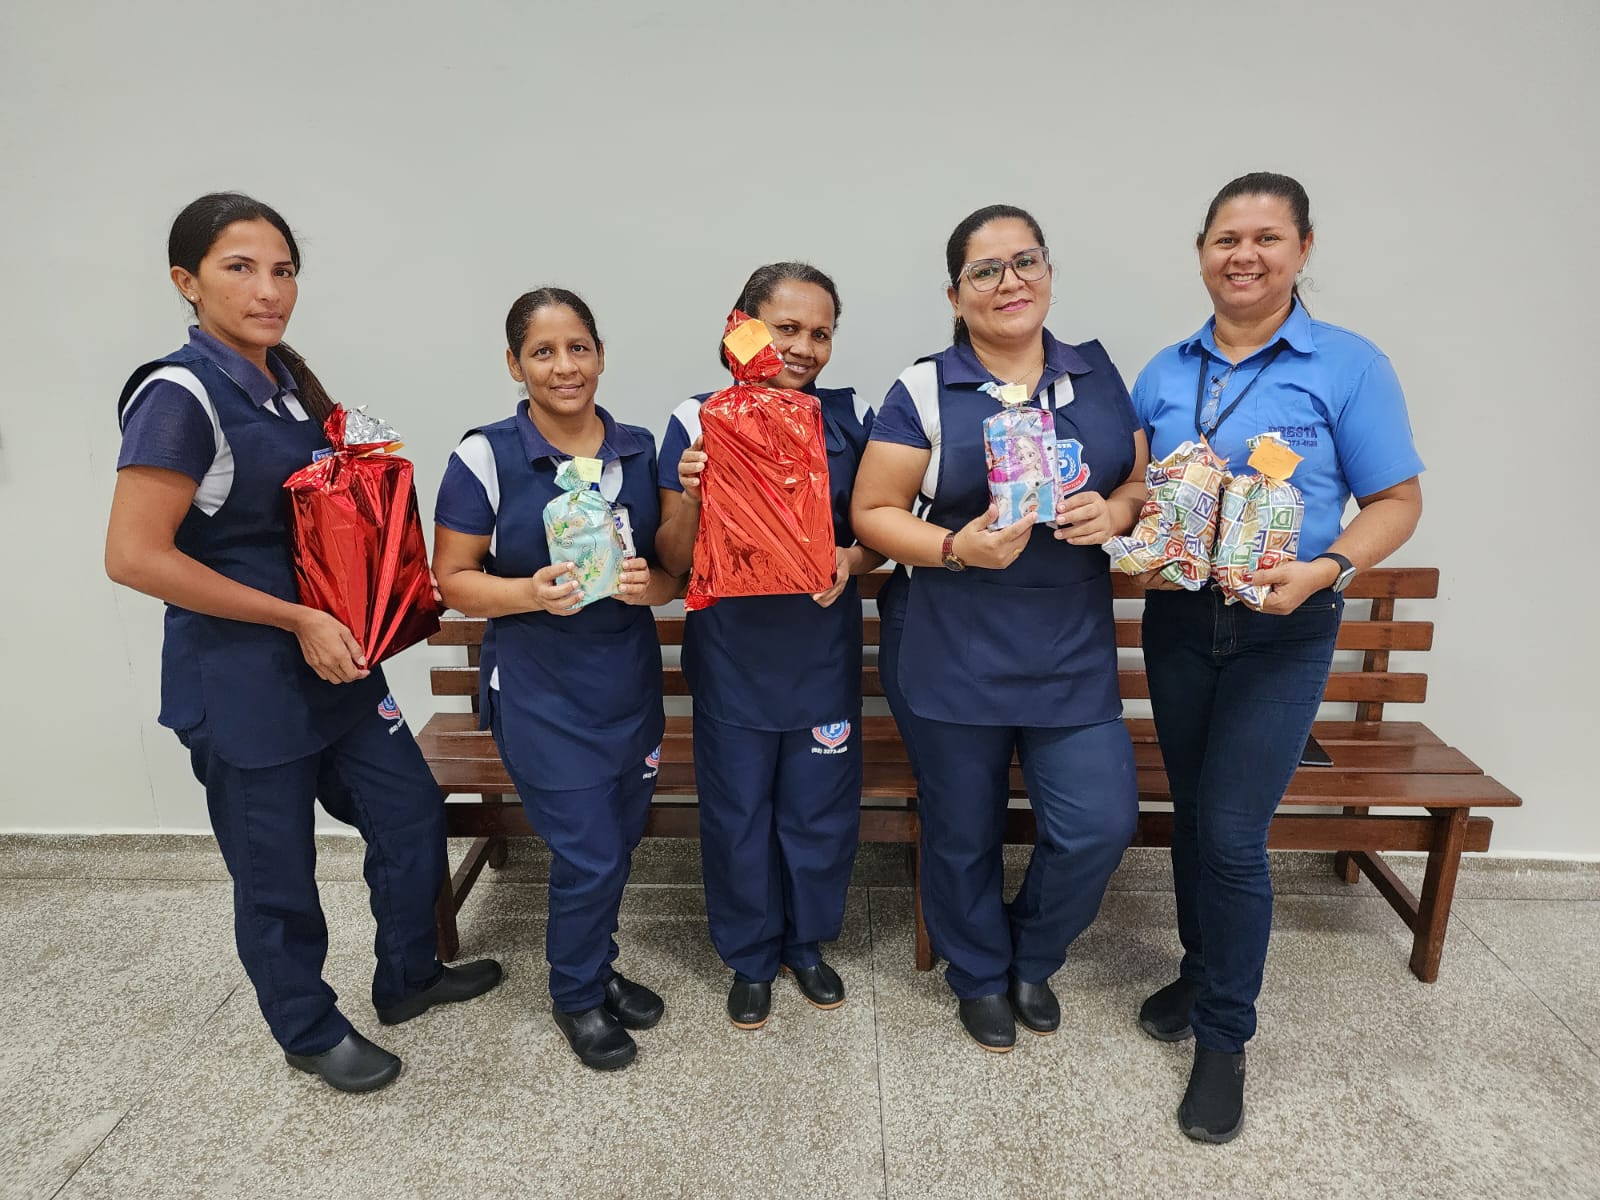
[105, 193, 501, 1094]
[654, 263, 882, 1032]
[434, 287, 680, 1072]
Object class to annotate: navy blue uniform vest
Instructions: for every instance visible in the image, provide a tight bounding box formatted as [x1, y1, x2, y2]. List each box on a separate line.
[118, 346, 388, 769]
[476, 409, 666, 790]
[882, 342, 1136, 727]
[682, 387, 868, 730]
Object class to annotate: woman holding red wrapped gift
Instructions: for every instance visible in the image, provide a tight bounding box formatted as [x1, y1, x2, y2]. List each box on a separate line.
[104, 193, 501, 1094]
[852, 205, 1149, 1053]
[1130, 173, 1423, 1143]
[434, 288, 680, 1072]
[654, 264, 884, 1030]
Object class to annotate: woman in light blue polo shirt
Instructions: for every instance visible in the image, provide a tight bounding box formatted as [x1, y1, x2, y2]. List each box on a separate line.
[1130, 173, 1424, 1143]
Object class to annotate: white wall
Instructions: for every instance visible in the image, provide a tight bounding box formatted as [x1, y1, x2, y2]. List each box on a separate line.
[1, 0, 1595, 853]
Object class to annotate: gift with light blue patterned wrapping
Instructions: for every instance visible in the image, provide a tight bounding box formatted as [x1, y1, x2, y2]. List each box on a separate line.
[543, 458, 626, 608]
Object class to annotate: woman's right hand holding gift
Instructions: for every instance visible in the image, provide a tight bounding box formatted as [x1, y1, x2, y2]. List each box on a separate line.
[950, 502, 1035, 569]
[678, 436, 707, 503]
[529, 561, 583, 616]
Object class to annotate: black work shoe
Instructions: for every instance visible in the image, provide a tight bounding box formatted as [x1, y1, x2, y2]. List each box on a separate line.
[958, 994, 1016, 1053]
[1007, 977, 1060, 1035]
[552, 1004, 637, 1071]
[727, 978, 773, 1030]
[1179, 1045, 1247, 1143]
[603, 972, 664, 1030]
[284, 1029, 401, 1093]
[782, 961, 845, 1010]
[375, 959, 504, 1026]
[1139, 977, 1200, 1043]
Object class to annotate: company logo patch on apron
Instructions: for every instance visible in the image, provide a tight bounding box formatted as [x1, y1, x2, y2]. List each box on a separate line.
[811, 720, 851, 755]
[1057, 439, 1090, 495]
[643, 744, 661, 779]
[378, 693, 405, 734]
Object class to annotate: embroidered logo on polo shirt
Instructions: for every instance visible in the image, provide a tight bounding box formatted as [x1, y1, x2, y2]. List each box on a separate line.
[643, 744, 661, 779]
[378, 693, 405, 734]
[1057, 439, 1090, 495]
[811, 721, 851, 755]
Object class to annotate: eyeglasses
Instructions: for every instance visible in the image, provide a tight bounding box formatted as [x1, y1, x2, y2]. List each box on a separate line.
[960, 247, 1050, 292]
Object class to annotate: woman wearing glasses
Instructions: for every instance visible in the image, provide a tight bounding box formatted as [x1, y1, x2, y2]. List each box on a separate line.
[655, 263, 882, 1030]
[852, 205, 1148, 1052]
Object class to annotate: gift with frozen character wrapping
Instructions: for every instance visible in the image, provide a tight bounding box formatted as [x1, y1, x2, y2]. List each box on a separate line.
[1104, 438, 1231, 589]
[1211, 431, 1305, 609]
[543, 457, 627, 609]
[683, 310, 835, 612]
[282, 406, 442, 666]
[983, 382, 1060, 527]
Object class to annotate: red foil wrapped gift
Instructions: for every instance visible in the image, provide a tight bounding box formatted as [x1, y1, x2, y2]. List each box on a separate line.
[683, 311, 835, 612]
[283, 407, 442, 666]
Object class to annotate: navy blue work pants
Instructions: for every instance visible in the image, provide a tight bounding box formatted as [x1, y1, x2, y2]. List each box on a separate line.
[181, 705, 447, 1056]
[1141, 586, 1342, 1052]
[693, 710, 861, 982]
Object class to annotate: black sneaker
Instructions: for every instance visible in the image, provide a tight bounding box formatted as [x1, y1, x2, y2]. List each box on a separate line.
[1139, 977, 1199, 1042]
[1179, 1045, 1246, 1143]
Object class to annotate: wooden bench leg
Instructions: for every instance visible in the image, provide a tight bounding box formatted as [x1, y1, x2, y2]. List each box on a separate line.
[486, 833, 509, 869]
[434, 877, 461, 963]
[1409, 808, 1468, 983]
[911, 828, 934, 972]
[1333, 806, 1366, 883]
[433, 835, 502, 963]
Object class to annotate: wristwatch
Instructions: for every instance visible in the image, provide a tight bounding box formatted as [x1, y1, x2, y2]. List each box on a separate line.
[1315, 552, 1357, 593]
[941, 531, 966, 572]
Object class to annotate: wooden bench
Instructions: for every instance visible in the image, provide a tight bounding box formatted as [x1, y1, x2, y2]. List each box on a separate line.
[418, 568, 1521, 983]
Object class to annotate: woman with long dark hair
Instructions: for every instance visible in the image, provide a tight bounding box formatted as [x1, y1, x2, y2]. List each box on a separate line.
[105, 192, 501, 1093]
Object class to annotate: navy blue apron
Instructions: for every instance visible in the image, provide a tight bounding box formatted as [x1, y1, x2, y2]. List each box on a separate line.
[682, 387, 867, 731]
[475, 408, 665, 790]
[118, 347, 387, 769]
[882, 356, 1134, 728]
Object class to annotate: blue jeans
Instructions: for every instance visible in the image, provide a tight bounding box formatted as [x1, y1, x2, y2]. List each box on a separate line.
[1141, 586, 1342, 1052]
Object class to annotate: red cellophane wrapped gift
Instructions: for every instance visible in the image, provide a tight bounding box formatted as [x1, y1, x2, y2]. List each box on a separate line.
[283, 407, 441, 666]
[683, 311, 835, 612]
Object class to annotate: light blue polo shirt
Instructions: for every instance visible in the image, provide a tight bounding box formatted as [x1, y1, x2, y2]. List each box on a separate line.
[1130, 301, 1424, 560]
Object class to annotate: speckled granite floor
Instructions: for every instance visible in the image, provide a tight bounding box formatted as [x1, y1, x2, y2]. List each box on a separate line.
[2, 836, 1596, 1200]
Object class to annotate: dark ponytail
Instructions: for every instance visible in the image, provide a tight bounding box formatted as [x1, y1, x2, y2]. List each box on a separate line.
[944, 204, 1047, 345]
[1197, 172, 1314, 307]
[166, 191, 336, 425]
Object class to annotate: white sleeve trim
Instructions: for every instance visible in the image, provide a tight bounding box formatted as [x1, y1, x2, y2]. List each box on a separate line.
[452, 433, 500, 557]
[126, 365, 234, 517]
[669, 396, 704, 446]
[896, 360, 942, 514]
[852, 390, 875, 427]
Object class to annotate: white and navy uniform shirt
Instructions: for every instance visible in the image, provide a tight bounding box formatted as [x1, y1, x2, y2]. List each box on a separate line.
[116, 327, 388, 767]
[659, 385, 875, 731]
[435, 402, 665, 790]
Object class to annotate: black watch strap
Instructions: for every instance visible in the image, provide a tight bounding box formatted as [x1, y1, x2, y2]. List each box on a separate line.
[1316, 552, 1356, 592]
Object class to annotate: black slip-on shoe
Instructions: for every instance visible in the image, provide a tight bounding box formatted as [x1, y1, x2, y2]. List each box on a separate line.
[603, 972, 665, 1030]
[284, 1029, 401, 1093]
[781, 961, 845, 1010]
[727, 979, 773, 1030]
[958, 994, 1016, 1053]
[375, 959, 504, 1026]
[552, 1004, 637, 1071]
[1007, 977, 1060, 1035]
[1179, 1045, 1247, 1144]
[1139, 977, 1200, 1043]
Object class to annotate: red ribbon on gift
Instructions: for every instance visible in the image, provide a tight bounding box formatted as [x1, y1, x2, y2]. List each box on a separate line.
[683, 310, 836, 612]
[283, 407, 441, 666]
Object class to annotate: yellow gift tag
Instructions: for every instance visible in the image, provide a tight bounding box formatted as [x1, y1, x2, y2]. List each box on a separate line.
[572, 456, 603, 484]
[997, 383, 1029, 405]
[1248, 438, 1302, 481]
[722, 319, 774, 366]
